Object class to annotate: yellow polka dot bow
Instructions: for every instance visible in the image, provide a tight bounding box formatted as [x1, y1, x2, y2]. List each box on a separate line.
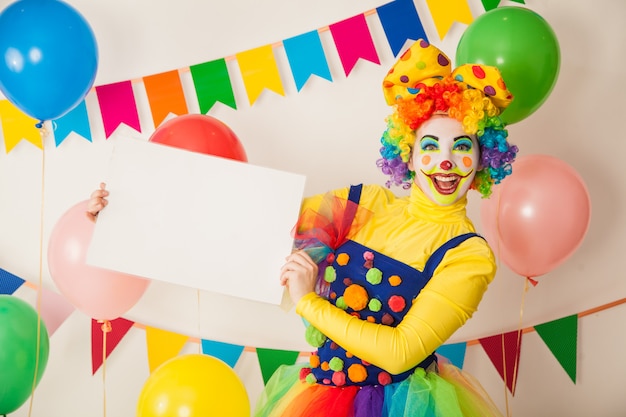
[382, 39, 513, 111]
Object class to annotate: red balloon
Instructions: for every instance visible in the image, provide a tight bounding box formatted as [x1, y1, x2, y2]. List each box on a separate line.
[149, 114, 247, 161]
[48, 200, 150, 320]
[480, 155, 591, 278]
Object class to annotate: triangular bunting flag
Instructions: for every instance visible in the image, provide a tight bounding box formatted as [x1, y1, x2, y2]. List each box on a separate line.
[0, 100, 42, 152]
[256, 347, 300, 385]
[145, 326, 189, 373]
[437, 342, 467, 369]
[190, 58, 237, 113]
[0, 268, 25, 294]
[377, 0, 428, 56]
[329, 14, 380, 76]
[91, 317, 135, 374]
[479, 330, 523, 394]
[143, 70, 189, 128]
[201, 339, 245, 368]
[39, 287, 75, 336]
[425, 0, 474, 40]
[481, 0, 501, 11]
[534, 315, 578, 383]
[283, 31, 332, 92]
[236, 45, 285, 106]
[53, 100, 92, 146]
[95, 81, 141, 138]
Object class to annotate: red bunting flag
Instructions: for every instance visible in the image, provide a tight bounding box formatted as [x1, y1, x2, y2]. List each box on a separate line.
[91, 317, 135, 374]
[479, 330, 523, 394]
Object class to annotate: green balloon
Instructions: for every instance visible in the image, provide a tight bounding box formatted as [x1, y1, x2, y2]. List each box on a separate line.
[0, 295, 50, 414]
[456, 6, 560, 124]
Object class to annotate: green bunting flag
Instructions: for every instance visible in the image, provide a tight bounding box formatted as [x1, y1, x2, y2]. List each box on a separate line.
[256, 348, 301, 385]
[534, 314, 578, 383]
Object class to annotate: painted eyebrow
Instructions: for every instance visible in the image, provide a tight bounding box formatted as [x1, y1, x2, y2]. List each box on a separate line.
[454, 135, 472, 142]
[421, 135, 472, 141]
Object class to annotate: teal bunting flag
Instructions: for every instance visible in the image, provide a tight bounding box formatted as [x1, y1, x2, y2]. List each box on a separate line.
[201, 339, 245, 368]
[437, 342, 467, 369]
[53, 100, 92, 146]
[283, 31, 333, 92]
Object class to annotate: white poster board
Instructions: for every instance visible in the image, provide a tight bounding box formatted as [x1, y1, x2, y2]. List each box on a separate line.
[87, 138, 306, 305]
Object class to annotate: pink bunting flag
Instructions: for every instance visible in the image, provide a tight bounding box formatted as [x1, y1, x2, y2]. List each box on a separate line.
[329, 14, 380, 76]
[39, 287, 75, 336]
[95, 81, 141, 138]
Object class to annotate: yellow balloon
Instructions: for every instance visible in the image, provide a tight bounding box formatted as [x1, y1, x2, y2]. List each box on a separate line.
[137, 354, 250, 417]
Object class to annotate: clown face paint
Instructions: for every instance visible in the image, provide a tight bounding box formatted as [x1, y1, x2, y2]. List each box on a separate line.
[409, 115, 479, 206]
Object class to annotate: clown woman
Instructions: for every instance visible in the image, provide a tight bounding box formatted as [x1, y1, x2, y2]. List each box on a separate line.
[257, 39, 518, 417]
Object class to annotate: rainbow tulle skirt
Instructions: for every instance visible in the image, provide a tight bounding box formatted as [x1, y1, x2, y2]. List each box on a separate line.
[254, 357, 503, 417]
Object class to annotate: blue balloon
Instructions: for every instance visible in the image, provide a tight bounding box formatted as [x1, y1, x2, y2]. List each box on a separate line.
[0, 0, 98, 121]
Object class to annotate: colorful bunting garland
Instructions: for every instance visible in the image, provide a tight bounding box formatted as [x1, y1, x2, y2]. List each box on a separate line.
[0, 266, 618, 393]
[0, 0, 529, 149]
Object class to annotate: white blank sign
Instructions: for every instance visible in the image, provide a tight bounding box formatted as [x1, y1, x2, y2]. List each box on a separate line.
[87, 138, 306, 305]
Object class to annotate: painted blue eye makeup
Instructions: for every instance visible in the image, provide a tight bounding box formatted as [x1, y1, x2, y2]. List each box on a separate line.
[453, 137, 473, 152]
[420, 136, 439, 152]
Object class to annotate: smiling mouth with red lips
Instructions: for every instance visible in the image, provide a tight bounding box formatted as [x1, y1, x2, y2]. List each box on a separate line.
[425, 171, 473, 195]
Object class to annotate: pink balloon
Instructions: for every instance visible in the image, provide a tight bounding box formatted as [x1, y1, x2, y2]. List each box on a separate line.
[481, 155, 591, 278]
[48, 200, 150, 320]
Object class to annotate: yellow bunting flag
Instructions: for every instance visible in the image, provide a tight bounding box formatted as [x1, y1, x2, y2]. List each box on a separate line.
[236, 45, 285, 105]
[425, 0, 474, 40]
[0, 100, 42, 152]
[145, 326, 189, 373]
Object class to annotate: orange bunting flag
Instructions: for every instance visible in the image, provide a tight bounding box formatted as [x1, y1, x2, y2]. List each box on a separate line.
[145, 326, 189, 373]
[143, 70, 189, 128]
[236, 45, 285, 105]
[425, 0, 474, 40]
[0, 100, 42, 152]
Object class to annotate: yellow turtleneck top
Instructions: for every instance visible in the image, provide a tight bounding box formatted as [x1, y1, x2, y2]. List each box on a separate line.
[295, 183, 496, 375]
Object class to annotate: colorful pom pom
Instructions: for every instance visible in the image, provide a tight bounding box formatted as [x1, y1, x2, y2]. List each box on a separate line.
[310, 354, 320, 368]
[368, 298, 382, 312]
[336, 253, 350, 266]
[389, 295, 406, 313]
[332, 371, 346, 386]
[344, 284, 369, 311]
[382, 313, 394, 325]
[305, 325, 327, 348]
[366, 268, 383, 285]
[305, 373, 317, 385]
[324, 266, 336, 283]
[300, 367, 312, 381]
[329, 357, 344, 371]
[347, 363, 368, 383]
[388, 275, 402, 286]
[378, 371, 392, 386]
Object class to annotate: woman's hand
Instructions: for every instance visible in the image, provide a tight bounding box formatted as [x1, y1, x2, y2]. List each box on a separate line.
[280, 250, 318, 305]
[86, 182, 108, 223]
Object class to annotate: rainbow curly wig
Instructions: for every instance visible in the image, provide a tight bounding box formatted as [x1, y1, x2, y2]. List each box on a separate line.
[377, 39, 518, 198]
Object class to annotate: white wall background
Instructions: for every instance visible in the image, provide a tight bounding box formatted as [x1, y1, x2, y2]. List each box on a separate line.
[0, 0, 624, 416]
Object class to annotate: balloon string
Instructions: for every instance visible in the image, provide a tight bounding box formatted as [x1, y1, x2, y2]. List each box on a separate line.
[99, 320, 112, 417]
[28, 139, 47, 417]
[197, 289, 202, 354]
[501, 333, 510, 417]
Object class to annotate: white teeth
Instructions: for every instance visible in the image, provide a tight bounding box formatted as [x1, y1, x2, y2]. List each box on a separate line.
[434, 176, 456, 182]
